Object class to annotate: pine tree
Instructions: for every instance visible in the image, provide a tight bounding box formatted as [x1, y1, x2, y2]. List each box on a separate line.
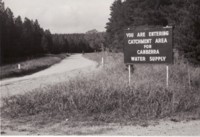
[106, 0, 125, 51]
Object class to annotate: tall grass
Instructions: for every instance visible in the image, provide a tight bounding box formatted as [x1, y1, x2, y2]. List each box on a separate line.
[1, 52, 200, 122]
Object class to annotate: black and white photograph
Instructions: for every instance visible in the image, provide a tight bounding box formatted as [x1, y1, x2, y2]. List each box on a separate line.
[0, 0, 200, 135]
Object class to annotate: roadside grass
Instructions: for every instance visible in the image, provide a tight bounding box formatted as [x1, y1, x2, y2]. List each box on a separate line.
[1, 52, 200, 124]
[0, 54, 69, 80]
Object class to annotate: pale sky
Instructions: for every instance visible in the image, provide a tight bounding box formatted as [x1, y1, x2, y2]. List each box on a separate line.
[4, 0, 114, 33]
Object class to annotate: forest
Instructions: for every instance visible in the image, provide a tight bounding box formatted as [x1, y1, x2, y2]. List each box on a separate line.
[0, 0, 200, 65]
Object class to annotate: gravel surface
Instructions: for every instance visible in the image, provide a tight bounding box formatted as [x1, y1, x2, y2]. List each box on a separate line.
[0, 54, 98, 99]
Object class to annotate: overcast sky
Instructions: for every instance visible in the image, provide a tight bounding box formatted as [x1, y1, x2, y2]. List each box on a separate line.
[4, 0, 114, 33]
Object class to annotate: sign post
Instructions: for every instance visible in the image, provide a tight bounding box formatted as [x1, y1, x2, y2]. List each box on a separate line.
[128, 65, 131, 86]
[166, 66, 169, 88]
[124, 26, 173, 87]
[187, 61, 191, 90]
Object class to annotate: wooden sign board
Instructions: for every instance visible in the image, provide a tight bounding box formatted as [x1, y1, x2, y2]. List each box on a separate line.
[124, 26, 173, 64]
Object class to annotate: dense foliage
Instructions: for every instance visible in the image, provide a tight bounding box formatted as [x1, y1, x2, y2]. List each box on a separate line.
[0, 1, 54, 64]
[106, 0, 200, 64]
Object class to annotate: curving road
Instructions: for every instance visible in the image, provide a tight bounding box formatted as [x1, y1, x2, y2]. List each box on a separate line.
[0, 54, 98, 100]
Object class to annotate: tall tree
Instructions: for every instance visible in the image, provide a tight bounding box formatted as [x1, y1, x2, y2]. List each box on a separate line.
[85, 29, 106, 51]
[106, 0, 125, 51]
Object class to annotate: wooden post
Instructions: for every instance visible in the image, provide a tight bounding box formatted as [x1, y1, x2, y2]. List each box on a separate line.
[166, 66, 169, 88]
[101, 57, 104, 67]
[101, 43, 104, 67]
[18, 64, 21, 70]
[187, 61, 191, 90]
[129, 65, 131, 86]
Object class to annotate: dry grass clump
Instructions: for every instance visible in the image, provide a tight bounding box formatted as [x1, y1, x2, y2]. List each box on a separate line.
[1, 52, 200, 122]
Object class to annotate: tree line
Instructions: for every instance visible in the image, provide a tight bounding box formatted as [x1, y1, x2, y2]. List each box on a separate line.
[0, 2, 52, 64]
[1, 0, 199, 65]
[0, 1, 105, 65]
[52, 30, 105, 54]
[106, 0, 200, 64]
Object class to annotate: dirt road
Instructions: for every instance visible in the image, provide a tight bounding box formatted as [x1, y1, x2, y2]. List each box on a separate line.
[1, 117, 200, 135]
[0, 54, 98, 99]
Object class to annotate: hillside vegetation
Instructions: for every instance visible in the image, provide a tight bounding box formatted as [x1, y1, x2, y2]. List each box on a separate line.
[1, 53, 200, 123]
[0, 54, 69, 79]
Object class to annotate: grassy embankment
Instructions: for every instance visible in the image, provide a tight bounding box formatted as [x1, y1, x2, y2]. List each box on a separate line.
[1, 52, 200, 124]
[0, 54, 69, 79]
